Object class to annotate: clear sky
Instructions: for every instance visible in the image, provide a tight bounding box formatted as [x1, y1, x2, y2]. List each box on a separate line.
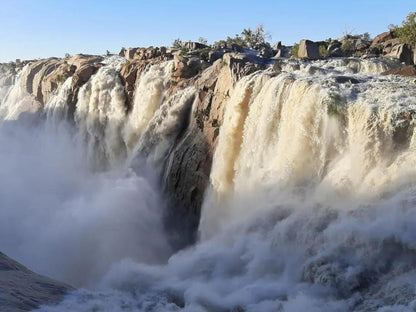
[0, 0, 414, 62]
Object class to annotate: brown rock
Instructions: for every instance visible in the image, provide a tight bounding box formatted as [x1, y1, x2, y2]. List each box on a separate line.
[381, 65, 416, 76]
[371, 30, 396, 46]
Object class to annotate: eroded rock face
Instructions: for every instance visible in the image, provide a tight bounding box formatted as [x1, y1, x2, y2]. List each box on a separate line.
[0, 252, 72, 312]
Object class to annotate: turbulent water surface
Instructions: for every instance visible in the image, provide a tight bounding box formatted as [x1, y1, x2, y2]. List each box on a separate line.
[1, 56, 416, 311]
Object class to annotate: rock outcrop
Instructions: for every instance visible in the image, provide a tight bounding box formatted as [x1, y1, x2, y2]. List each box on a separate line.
[0, 252, 72, 312]
[298, 40, 319, 59]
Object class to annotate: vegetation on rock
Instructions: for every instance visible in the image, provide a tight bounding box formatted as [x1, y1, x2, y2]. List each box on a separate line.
[395, 12, 416, 47]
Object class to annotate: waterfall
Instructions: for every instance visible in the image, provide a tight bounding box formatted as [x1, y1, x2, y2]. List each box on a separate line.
[2, 56, 416, 311]
[0, 65, 39, 120]
[200, 63, 416, 239]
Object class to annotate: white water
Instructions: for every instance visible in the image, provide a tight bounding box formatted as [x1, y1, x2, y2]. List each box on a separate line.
[1, 57, 416, 311]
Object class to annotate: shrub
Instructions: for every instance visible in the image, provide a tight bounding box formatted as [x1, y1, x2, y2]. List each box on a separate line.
[198, 37, 208, 45]
[319, 45, 329, 57]
[214, 25, 270, 50]
[396, 12, 416, 46]
[172, 38, 183, 49]
[291, 43, 299, 57]
[341, 40, 354, 55]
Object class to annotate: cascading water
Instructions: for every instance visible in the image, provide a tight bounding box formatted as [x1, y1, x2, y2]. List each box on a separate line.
[1, 56, 416, 312]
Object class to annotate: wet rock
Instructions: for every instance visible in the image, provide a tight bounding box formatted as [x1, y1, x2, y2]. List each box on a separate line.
[381, 65, 416, 77]
[334, 76, 361, 84]
[0, 252, 73, 312]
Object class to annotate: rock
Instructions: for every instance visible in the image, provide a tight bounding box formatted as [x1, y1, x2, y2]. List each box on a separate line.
[334, 76, 361, 84]
[258, 43, 274, 58]
[371, 30, 396, 47]
[414, 44, 416, 65]
[183, 42, 209, 51]
[273, 41, 282, 50]
[382, 38, 401, 54]
[381, 65, 416, 77]
[273, 43, 291, 58]
[21, 59, 53, 94]
[67, 62, 103, 116]
[328, 40, 343, 57]
[208, 50, 225, 63]
[119, 60, 150, 105]
[387, 44, 414, 65]
[0, 252, 73, 312]
[173, 54, 201, 79]
[66, 54, 103, 69]
[223, 53, 266, 81]
[123, 48, 139, 60]
[230, 43, 245, 53]
[298, 40, 319, 59]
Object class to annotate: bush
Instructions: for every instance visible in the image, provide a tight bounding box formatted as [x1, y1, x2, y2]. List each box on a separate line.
[291, 43, 299, 57]
[319, 45, 329, 57]
[214, 25, 270, 50]
[172, 38, 183, 49]
[341, 40, 354, 55]
[396, 12, 416, 46]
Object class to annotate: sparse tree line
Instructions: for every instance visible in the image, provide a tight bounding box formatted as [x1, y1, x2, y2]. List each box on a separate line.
[171, 12, 416, 59]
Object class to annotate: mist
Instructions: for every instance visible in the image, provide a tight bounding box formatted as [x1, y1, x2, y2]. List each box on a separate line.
[0, 120, 172, 286]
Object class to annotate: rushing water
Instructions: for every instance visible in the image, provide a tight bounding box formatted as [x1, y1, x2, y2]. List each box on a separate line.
[1, 56, 416, 311]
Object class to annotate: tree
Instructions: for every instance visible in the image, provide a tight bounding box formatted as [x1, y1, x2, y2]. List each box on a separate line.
[172, 38, 183, 49]
[198, 37, 208, 45]
[241, 25, 270, 49]
[214, 24, 271, 50]
[396, 12, 416, 46]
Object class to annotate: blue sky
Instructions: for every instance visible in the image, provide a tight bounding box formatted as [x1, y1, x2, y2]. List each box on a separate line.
[0, 0, 414, 62]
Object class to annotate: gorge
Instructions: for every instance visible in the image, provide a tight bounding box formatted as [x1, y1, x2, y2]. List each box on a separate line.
[1, 35, 416, 311]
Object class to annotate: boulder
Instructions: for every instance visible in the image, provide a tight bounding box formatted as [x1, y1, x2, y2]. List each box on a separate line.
[208, 50, 225, 63]
[298, 40, 319, 59]
[381, 65, 416, 77]
[273, 41, 282, 50]
[327, 40, 343, 57]
[371, 30, 396, 46]
[0, 252, 73, 312]
[183, 41, 209, 51]
[387, 44, 414, 65]
[124, 48, 139, 60]
[382, 38, 401, 54]
[258, 43, 274, 58]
